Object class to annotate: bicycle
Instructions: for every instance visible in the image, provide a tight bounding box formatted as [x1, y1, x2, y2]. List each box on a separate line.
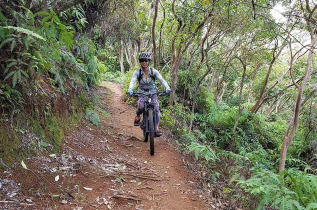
[131, 91, 168, 156]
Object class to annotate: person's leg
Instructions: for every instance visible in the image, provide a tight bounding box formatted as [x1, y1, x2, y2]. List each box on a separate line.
[135, 96, 144, 126]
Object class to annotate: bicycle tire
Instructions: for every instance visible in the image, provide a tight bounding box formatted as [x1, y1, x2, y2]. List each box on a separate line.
[148, 109, 155, 155]
[143, 129, 148, 142]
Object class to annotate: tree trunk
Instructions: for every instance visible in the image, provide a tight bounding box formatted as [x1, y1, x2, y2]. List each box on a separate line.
[152, 0, 159, 69]
[250, 43, 285, 113]
[158, 1, 165, 70]
[168, 0, 212, 105]
[119, 40, 125, 73]
[216, 82, 228, 104]
[169, 54, 182, 104]
[233, 57, 246, 134]
[279, 13, 317, 172]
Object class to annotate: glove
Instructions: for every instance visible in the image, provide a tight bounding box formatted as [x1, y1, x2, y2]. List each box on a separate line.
[128, 91, 133, 96]
[166, 89, 171, 94]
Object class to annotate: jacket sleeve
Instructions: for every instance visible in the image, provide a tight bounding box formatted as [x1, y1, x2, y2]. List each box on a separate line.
[128, 70, 139, 92]
[153, 69, 170, 90]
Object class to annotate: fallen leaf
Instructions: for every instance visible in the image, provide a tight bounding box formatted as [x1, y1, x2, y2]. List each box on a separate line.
[83, 187, 93, 191]
[51, 194, 60, 198]
[55, 175, 60, 182]
[21, 160, 28, 170]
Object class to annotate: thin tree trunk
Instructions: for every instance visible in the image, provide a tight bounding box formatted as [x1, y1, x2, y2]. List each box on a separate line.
[216, 82, 228, 104]
[233, 57, 246, 134]
[158, 1, 165, 70]
[152, 0, 159, 68]
[119, 40, 125, 73]
[168, 0, 213, 105]
[250, 43, 286, 113]
[279, 5, 317, 172]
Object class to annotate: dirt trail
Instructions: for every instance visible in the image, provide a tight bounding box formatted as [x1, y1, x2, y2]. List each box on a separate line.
[1, 82, 209, 210]
[101, 82, 208, 209]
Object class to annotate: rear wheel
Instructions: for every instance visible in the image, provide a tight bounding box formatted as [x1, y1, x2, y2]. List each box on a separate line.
[148, 109, 155, 155]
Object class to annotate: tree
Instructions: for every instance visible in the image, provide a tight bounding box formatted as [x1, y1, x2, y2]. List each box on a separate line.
[168, 0, 214, 105]
[152, 0, 159, 68]
[279, 0, 317, 172]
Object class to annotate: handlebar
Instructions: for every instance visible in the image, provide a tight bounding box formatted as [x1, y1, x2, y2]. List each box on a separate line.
[129, 91, 169, 97]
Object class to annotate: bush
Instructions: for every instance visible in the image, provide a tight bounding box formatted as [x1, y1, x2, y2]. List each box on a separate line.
[238, 168, 317, 209]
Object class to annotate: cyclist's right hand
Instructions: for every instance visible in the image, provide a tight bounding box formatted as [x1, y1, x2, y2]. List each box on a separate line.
[128, 91, 133, 96]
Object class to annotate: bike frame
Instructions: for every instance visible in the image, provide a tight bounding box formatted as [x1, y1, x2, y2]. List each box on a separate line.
[131, 91, 167, 155]
[142, 95, 158, 135]
[133, 91, 165, 134]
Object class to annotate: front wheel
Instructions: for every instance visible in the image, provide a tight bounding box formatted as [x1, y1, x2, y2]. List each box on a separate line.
[148, 109, 155, 155]
[143, 129, 148, 142]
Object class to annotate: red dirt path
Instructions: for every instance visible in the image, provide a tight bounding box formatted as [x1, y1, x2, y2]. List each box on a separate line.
[1, 82, 210, 210]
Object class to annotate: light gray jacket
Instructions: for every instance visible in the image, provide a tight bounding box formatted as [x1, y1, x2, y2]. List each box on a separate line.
[128, 68, 170, 94]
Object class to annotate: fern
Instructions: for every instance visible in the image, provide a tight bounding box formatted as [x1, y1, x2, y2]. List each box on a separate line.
[2, 26, 46, 41]
[239, 168, 317, 209]
[85, 108, 100, 126]
[188, 142, 218, 163]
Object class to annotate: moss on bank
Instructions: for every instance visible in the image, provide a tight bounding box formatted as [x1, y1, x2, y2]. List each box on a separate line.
[0, 85, 93, 170]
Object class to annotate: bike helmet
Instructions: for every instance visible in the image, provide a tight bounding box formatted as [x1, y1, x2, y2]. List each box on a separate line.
[138, 52, 151, 61]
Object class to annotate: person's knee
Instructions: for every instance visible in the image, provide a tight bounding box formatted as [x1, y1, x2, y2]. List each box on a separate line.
[138, 103, 144, 110]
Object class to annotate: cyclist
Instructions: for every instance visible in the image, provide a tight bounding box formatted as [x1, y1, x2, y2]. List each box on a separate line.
[128, 52, 171, 137]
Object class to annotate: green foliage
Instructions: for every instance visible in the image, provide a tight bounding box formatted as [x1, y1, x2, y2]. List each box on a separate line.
[85, 108, 100, 126]
[0, 24, 46, 87]
[103, 71, 127, 85]
[0, 84, 24, 123]
[46, 116, 64, 152]
[60, 5, 87, 31]
[188, 142, 218, 163]
[238, 168, 317, 209]
[2, 26, 46, 41]
[161, 104, 193, 138]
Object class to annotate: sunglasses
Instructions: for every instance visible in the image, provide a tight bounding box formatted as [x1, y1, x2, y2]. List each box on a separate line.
[139, 59, 149, 63]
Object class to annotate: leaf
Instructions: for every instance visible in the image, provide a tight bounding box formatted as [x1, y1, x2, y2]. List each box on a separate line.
[115, 177, 122, 182]
[12, 71, 18, 87]
[4, 71, 16, 81]
[21, 160, 28, 170]
[51, 194, 60, 198]
[55, 175, 59, 182]
[49, 154, 56, 158]
[0, 37, 14, 49]
[306, 203, 317, 210]
[35, 11, 50, 16]
[83, 187, 93, 191]
[10, 39, 16, 52]
[40, 141, 48, 147]
[137, 182, 142, 186]
[3, 26, 46, 41]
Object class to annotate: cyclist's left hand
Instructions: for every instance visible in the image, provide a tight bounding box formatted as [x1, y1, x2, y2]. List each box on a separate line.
[128, 91, 133, 96]
[166, 89, 171, 94]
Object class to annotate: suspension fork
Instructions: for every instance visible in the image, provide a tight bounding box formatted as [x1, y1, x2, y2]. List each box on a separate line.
[144, 102, 148, 132]
[153, 106, 158, 131]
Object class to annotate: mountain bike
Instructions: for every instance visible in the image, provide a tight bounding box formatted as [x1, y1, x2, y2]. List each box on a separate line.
[132, 91, 168, 156]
